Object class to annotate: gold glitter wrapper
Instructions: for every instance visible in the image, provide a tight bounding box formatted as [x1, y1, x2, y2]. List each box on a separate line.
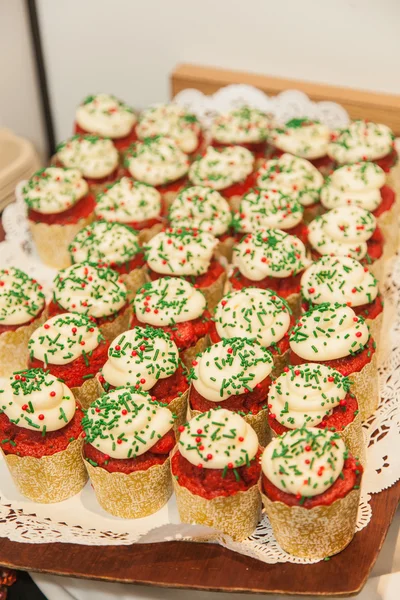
[72, 376, 102, 409]
[201, 270, 227, 313]
[369, 257, 384, 288]
[0, 309, 48, 378]
[303, 203, 326, 224]
[227, 195, 242, 213]
[138, 223, 164, 245]
[99, 305, 131, 342]
[169, 388, 189, 437]
[271, 348, 290, 379]
[29, 217, 94, 269]
[366, 312, 383, 355]
[180, 335, 210, 371]
[262, 487, 361, 559]
[4, 437, 87, 503]
[214, 237, 236, 263]
[349, 350, 379, 421]
[340, 408, 366, 466]
[286, 292, 301, 320]
[378, 202, 400, 259]
[121, 267, 148, 301]
[85, 456, 172, 518]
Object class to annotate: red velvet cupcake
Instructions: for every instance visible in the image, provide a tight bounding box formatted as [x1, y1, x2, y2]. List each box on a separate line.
[210, 106, 271, 159]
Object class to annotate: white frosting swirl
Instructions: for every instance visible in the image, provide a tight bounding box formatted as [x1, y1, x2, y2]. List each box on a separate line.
[70, 221, 141, 266]
[301, 256, 378, 307]
[0, 370, 76, 432]
[271, 119, 331, 160]
[53, 263, 127, 318]
[0, 267, 45, 326]
[101, 326, 179, 389]
[23, 168, 89, 214]
[191, 338, 273, 402]
[308, 206, 377, 261]
[146, 229, 218, 277]
[133, 278, 206, 326]
[76, 94, 136, 139]
[328, 120, 394, 163]
[236, 189, 303, 232]
[321, 162, 386, 212]
[289, 304, 370, 361]
[257, 153, 323, 207]
[179, 408, 258, 469]
[211, 106, 270, 144]
[189, 146, 254, 191]
[268, 364, 349, 428]
[262, 427, 346, 496]
[136, 104, 201, 154]
[214, 288, 291, 348]
[125, 136, 189, 186]
[83, 388, 174, 458]
[95, 178, 161, 224]
[56, 135, 119, 179]
[169, 186, 232, 236]
[233, 228, 311, 280]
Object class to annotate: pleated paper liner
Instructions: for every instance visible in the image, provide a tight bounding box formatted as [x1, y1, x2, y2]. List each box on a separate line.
[366, 312, 383, 358]
[201, 270, 227, 313]
[214, 236, 236, 263]
[303, 203, 325, 224]
[378, 202, 400, 260]
[85, 456, 172, 518]
[120, 267, 147, 301]
[72, 376, 102, 410]
[271, 348, 290, 379]
[180, 335, 210, 371]
[137, 223, 164, 245]
[350, 351, 379, 421]
[3, 437, 87, 503]
[99, 305, 131, 342]
[262, 486, 361, 559]
[0, 309, 48, 377]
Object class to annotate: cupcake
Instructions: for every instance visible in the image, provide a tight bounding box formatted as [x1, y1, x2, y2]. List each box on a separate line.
[168, 186, 234, 260]
[136, 103, 203, 156]
[256, 153, 324, 223]
[188, 146, 255, 210]
[230, 228, 311, 316]
[54, 135, 120, 191]
[131, 277, 214, 370]
[123, 136, 189, 205]
[211, 288, 293, 377]
[0, 268, 46, 377]
[28, 313, 109, 408]
[261, 427, 362, 558]
[97, 325, 188, 432]
[0, 369, 87, 502]
[289, 303, 378, 420]
[267, 363, 365, 465]
[172, 408, 262, 540]
[22, 167, 95, 268]
[269, 119, 333, 172]
[83, 387, 175, 518]
[320, 162, 398, 257]
[210, 106, 271, 159]
[95, 178, 164, 243]
[74, 94, 137, 152]
[48, 263, 129, 342]
[301, 256, 383, 346]
[145, 228, 226, 311]
[69, 221, 146, 296]
[188, 338, 274, 445]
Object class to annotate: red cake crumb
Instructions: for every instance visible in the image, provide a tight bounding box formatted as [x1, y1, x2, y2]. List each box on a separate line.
[148, 260, 225, 291]
[374, 148, 398, 173]
[230, 268, 302, 300]
[28, 194, 96, 226]
[220, 171, 258, 200]
[74, 122, 138, 153]
[374, 185, 396, 218]
[303, 294, 383, 322]
[48, 300, 129, 328]
[0, 304, 45, 336]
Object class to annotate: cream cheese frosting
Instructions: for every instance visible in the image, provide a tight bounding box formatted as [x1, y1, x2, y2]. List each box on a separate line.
[190, 338, 273, 402]
[136, 103, 201, 154]
[69, 221, 141, 266]
[133, 278, 206, 326]
[0, 267, 45, 326]
[235, 189, 303, 233]
[268, 363, 350, 428]
[82, 387, 174, 459]
[53, 263, 127, 318]
[321, 162, 386, 212]
[56, 135, 119, 180]
[328, 120, 395, 164]
[169, 186, 232, 236]
[23, 167, 89, 214]
[125, 135, 189, 186]
[76, 94, 136, 139]
[214, 288, 291, 349]
[232, 228, 311, 280]
[301, 256, 378, 307]
[289, 303, 370, 361]
[0, 369, 76, 432]
[189, 146, 254, 191]
[101, 326, 179, 389]
[95, 177, 162, 224]
[261, 427, 346, 496]
[145, 229, 218, 277]
[211, 106, 270, 144]
[256, 153, 324, 207]
[308, 206, 377, 261]
[178, 408, 259, 470]
[271, 119, 331, 160]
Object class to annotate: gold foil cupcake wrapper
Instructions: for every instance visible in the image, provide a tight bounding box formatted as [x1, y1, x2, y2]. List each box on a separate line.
[378, 202, 400, 260]
[4, 437, 87, 503]
[121, 267, 148, 301]
[271, 348, 290, 379]
[169, 388, 189, 437]
[72, 376, 102, 409]
[262, 486, 361, 559]
[138, 223, 164, 245]
[180, 335, 210, 371]
[201, 270, 227, 313]
[350, 350, 379, 421]
[340, 407, 366, 466]
[0, 309, 48, 378]
[85, 456, 172, 518]
[366, 312, 383, 355]
[286, 292, 301, 320]
[214, 237, 236, 264]
[100, 305, 131, 342]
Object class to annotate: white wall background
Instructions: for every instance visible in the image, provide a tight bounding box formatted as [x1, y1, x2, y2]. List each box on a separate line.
[37, 0, 400, 143]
